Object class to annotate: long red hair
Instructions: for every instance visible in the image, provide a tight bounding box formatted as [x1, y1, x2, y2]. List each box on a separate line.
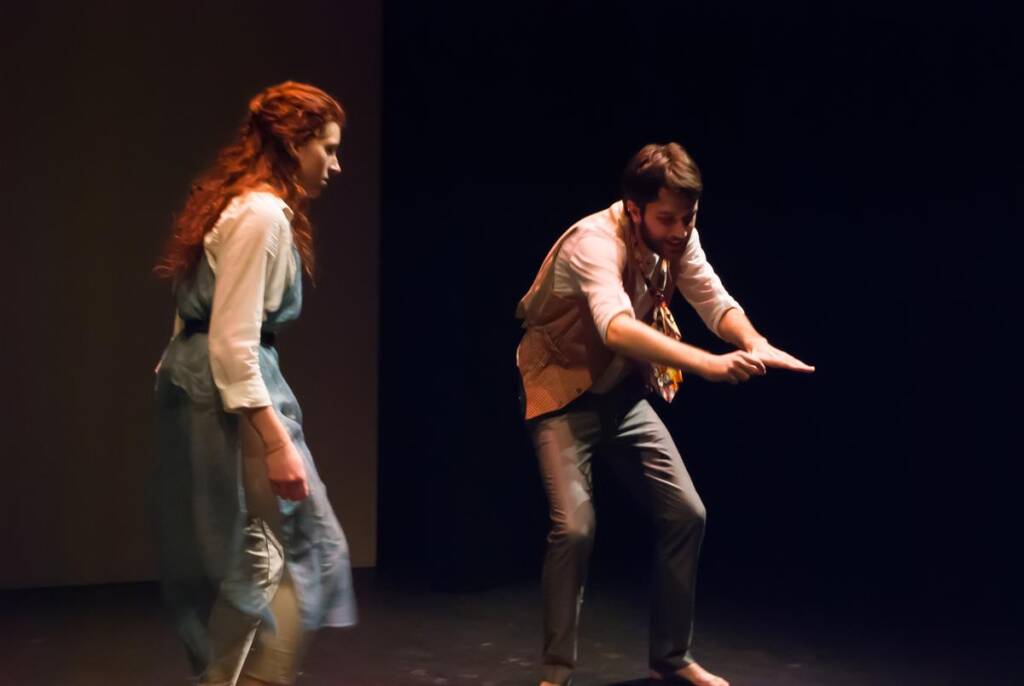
[156, 81, 345, 280]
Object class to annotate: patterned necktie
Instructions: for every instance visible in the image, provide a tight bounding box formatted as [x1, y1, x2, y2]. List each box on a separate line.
[642, 256, 684, 403]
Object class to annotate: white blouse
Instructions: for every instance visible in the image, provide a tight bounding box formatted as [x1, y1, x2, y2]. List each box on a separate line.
[173, 191, 298, 412]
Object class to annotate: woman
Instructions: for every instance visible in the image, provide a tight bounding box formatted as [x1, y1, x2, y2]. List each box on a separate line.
[153, 81, 356, 686]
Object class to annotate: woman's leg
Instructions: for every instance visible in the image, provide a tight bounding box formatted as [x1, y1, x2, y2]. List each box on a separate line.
[201, 513, 281, 685]
[235, 421, 311, 685]
[238, 570, 310, 684]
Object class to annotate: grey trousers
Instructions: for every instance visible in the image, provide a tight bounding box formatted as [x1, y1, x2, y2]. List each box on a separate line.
[529, 380, 707, 685]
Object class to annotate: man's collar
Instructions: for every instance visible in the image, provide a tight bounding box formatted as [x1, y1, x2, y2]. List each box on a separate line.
[619, 207, 661, 278]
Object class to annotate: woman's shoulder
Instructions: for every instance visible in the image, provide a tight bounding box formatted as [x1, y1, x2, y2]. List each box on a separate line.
[230, 189, 294, 224]
[206, 190, 293, 253]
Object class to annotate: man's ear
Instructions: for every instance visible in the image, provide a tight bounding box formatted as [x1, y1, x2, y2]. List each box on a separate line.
[625, 199, 641, 224]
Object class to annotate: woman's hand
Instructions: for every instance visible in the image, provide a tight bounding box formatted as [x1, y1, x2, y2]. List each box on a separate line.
[243, 406, 310, 501]
[263, 439, 310, 501]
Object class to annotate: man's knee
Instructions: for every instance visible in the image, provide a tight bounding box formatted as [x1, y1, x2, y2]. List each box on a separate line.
[550, 509, 596, 548]
[661, 496, 706, 532]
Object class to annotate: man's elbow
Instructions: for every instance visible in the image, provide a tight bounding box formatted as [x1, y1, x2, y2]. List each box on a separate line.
[604, 313, 631, 353]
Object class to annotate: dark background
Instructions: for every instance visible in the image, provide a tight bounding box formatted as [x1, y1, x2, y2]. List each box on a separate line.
[378, 0, 1020, 653]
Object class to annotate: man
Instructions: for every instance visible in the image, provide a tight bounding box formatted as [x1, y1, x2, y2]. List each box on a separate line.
[516, 142, 814, 686]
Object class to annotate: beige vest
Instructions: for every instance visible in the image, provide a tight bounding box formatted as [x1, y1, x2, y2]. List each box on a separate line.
[517, 204, 666, 419]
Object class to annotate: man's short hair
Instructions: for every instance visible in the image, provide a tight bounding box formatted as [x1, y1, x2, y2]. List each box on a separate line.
[621, 142, 703, 209]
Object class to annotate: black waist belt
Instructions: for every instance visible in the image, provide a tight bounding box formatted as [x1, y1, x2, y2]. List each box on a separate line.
[182, 319, 277, 348]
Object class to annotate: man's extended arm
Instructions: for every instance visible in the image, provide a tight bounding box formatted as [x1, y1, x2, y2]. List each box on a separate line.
[605, 313, 766, 384]
[717, 308, 815, 373]
[673, 227, 814, 375]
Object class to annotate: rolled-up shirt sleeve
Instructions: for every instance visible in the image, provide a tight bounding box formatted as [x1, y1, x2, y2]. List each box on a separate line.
[675, 227, 743, 335]
[566, 230, 635, 343]
[207, 203, 282, 412]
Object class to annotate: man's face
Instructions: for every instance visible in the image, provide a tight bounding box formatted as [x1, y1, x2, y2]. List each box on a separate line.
[626, 187, 698, 260]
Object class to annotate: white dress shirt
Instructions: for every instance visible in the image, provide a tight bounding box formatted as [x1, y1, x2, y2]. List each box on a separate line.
[552, 201, 742, 392]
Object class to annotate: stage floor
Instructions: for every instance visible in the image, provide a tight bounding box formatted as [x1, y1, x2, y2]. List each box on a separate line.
[0, 569, 1014, 685]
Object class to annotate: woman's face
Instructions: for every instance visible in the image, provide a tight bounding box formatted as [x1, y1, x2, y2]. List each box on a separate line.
[293, 121, 342, 198]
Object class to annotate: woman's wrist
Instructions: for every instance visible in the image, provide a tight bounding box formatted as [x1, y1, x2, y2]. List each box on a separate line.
[242, 406, 290, 452]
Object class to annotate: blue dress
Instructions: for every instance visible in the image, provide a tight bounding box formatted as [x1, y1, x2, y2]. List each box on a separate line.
[152, 245, 356, 676]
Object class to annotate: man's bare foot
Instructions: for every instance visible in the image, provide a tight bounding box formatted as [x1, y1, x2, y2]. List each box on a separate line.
[649, 662, 729, 686]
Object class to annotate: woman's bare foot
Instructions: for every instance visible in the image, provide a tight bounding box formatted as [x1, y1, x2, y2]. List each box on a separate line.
[649, 662, 729, 686]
